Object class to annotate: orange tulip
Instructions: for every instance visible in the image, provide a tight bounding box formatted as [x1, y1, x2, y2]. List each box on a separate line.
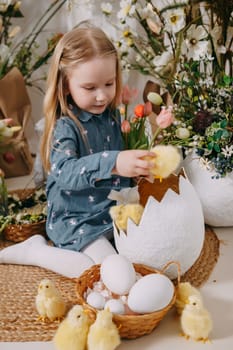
[134, 104, 145, 118]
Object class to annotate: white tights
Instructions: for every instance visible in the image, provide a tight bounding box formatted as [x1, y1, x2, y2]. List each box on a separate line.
[0, 235, 116, 278]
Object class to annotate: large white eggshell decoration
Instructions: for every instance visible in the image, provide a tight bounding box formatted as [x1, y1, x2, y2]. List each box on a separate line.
[127, 273, 174, 313]
[113, 176, 205, 279]
[183, 153, 233, 227]
[100, 254, 136, 295]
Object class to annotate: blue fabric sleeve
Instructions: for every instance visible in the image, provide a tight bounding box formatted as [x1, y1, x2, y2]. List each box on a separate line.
[49, 118, 120, 191]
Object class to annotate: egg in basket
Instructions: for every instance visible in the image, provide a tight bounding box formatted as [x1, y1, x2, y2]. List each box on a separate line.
[76, 254, 180, 339]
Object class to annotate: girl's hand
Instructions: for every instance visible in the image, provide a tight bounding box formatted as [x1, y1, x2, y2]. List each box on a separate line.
[112, 150, 156, 178]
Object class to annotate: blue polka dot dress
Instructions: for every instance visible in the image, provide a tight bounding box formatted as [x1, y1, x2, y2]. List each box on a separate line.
[46, 105, 131, 251]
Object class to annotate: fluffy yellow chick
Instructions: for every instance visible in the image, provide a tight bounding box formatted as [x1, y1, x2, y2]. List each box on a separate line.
[54, 305, 91, 350]
[87, 308, 121, 350]
[35, 278, 66, 322]
[109, 203, 144, 232]
[143, 144, 181, 179]
[175, 282, 202, 315]
[181, 295, 213, 343]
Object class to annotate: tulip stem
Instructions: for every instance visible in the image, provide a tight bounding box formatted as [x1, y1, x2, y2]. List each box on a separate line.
[149, 127, 162, 149]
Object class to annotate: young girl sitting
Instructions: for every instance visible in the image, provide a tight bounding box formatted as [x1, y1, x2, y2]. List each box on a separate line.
[0, 24, 155, 278]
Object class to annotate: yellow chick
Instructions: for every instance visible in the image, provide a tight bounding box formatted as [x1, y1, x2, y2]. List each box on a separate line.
[175, 282, 202, 315]
[143, 144, 181, 179]
[109, 203, 144, 232]
[181, 295, 213, 343]
[54, 305, 91, 350]
[87, 308, 121, 350]
[35, 278, 66, 322]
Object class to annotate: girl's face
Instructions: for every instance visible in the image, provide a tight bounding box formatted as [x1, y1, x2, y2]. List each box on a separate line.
[67, 56, 117, 115]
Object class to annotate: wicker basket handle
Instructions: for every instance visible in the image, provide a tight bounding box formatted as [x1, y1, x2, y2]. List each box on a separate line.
[161, 260, 181, 284]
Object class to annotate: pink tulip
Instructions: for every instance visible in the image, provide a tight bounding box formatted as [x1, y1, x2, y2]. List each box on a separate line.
[144, 101, 152, 116]
[156, 107, 174, 128]
[121, 85, 139, 105]
[121, 119, 131, 133]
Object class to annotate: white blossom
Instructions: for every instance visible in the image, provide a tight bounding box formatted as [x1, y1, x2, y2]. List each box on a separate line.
[163, 8, 186, 34]
[182, 25, 210, 60]
[222, 145, 233, 158]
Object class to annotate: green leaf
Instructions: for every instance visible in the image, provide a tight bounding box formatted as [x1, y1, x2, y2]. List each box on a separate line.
[207, 142, 214, 150]
[213, 143, 220, 152]
[221, 129, 230, 138]
[214, 129, 223, 140]
[223, 75, 232, 86]
[220, 119, 228, 128]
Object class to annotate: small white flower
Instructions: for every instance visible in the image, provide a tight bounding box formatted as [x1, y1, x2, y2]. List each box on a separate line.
[163, 8, 186, 34]
[222, 145, 233, 158]
[199, 157, 214, 171]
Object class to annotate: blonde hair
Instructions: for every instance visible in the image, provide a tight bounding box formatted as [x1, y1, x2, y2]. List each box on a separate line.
[40, 25, 122, 172]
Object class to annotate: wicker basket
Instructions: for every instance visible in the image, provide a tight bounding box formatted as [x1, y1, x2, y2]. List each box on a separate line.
[3, 188, 47, 243]
[76, 261, 180, 339]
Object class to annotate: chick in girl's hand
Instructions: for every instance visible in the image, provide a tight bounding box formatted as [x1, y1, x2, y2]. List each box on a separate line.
[36, 278, 66, 322]
[109, 203, 144, 232]
[175, 282, 202, 315]
[181, 295, 213, 343]
[143, 145, 182, 179]
[87, 308, 121, 350]
[53, 305, 91, 350]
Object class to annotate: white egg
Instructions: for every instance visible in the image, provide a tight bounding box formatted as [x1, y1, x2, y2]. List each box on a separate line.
[104, 299, 125, 315]
[127, 273, 174, 313]
[100, 254, 136, 295]
[86, 291, 105, 310]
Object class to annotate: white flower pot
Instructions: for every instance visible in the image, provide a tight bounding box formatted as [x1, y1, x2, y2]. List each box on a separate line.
[113, 175, 205, 279]
[183, 153, 233, 227]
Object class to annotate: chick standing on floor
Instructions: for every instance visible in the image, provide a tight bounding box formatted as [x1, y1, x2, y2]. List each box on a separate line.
[175, 281, 202, 315]
[87, 308, 121, 350]
[35, 278, 66, 322]
[181, 295, 213, 342]
[53, 305, 91, 350]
